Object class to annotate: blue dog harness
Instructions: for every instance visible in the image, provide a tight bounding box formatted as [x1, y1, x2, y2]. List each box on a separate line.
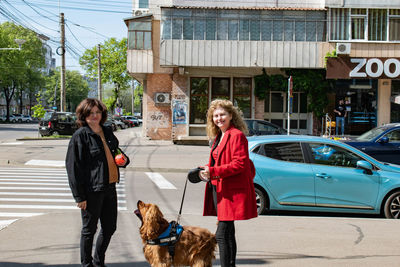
[146, 221, 183, 259]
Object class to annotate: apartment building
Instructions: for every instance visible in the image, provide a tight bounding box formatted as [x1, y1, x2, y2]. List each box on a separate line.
[125, 0, 400, 140]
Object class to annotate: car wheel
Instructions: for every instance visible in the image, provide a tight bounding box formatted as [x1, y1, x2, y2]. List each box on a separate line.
[52, 131, 60, 136]
[255, 187, 267, 215]
[384, 191, 400, 219]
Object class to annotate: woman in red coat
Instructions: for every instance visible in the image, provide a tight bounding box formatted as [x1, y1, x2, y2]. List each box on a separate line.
[199, 99, 258, 267]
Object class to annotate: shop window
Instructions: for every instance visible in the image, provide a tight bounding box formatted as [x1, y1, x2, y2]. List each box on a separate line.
[212, 78, 230, 100]
[233, 78, 251, 118]
[391, 80, 400, 123]
[128, 20, 152, 50]
[190, 78, 209, 124]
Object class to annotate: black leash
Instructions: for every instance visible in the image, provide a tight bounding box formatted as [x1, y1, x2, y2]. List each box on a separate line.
[176, 176, 188, 224]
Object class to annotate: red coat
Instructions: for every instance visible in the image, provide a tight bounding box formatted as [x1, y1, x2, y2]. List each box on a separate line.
[203, 126, 258, 221]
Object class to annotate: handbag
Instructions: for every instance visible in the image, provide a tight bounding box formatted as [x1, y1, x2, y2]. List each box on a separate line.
[114, 147, 130, 168]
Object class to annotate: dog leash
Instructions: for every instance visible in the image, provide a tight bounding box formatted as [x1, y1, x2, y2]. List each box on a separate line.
[176, 176, 188, 225]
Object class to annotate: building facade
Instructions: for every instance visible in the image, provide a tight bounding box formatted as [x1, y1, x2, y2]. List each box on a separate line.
[125, 0, 400, 140]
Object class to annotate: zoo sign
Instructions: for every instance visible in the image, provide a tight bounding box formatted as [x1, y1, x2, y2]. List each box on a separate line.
[326, 57, 400, 79]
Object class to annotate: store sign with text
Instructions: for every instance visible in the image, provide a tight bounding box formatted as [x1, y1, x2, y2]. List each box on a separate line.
[326, 57, 400, 79]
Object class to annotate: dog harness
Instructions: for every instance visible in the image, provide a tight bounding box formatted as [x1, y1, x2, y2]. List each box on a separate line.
[146, 221, 183, 259]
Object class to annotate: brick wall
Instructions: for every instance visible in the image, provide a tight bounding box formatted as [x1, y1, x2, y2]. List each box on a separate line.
[146, 73, 173, 140]
[254, 97, 265, 119]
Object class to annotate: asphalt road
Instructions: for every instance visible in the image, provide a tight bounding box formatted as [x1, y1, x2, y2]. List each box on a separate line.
[1, 125, 400, 266]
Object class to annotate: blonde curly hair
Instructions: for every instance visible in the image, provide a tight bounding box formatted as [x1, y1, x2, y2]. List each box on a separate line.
[206, 99, 248, 139]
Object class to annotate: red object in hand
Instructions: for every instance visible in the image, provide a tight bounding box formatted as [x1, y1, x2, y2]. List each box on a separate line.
[114, 149, 127, 167]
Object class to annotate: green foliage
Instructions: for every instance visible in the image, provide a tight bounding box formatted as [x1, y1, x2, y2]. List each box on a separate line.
[80, 38, 131, 111]
[254, 68, 332, 117]
[0, 22, 45, 118]
[324, 49, 337, 66]
[104, 96, 116, 112]
[42, 68, 90, 112]
[254, 68, 269, 100]
[31, 104, 45, 119]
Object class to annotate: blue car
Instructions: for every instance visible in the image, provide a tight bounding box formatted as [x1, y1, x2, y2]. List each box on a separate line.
[249, 135, 400, 218]
[345, 123, 400, 165]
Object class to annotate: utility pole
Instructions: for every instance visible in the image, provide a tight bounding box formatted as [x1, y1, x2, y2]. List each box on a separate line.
[97, 44, 102, 101]
[60, 13, 66, 112]
[131, 81, 135, 115]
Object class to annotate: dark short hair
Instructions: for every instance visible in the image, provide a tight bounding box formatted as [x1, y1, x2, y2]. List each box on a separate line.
[75, 98, 108, 127]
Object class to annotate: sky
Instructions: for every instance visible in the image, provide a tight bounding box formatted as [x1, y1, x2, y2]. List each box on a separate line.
[0, 0, 132, 74]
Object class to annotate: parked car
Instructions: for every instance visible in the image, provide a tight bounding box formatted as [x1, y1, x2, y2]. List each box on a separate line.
[0, 114, 18, 122]
[113, 116, 132, 128]
[345, 123, 400, 165]
[39, 111, 77, 136]
[104, 116, 117, 131]
[12, 114, 23, 122]
[245, 119, 287, 136]
[122, 115, 140, 126]
[249, 134, 400, 218]
[21, 115, 34, 122]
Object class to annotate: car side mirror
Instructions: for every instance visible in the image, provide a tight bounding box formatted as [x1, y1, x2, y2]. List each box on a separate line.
[378, 136, 389, 144]
[356, 160, 373, 175]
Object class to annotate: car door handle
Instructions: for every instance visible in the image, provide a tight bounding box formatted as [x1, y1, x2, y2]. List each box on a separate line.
[315, 173, 331, 179]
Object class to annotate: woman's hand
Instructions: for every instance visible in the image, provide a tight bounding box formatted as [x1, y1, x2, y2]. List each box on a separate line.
[199, 166, 210, 181]
[77, 201, 87, 210]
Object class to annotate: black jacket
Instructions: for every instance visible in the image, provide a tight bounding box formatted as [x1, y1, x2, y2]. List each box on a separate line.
[66, 125, 119, 203]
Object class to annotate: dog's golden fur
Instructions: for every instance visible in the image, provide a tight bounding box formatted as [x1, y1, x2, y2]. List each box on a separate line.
[135, 200, 217, 267]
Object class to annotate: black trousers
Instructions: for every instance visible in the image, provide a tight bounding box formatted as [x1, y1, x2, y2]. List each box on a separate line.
[216, 221, 237, 267]
[80, 184, 117, 267]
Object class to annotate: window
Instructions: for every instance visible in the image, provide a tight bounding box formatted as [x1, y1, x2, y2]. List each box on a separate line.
[389, 9, 400, 41]
[384, 130, 400, 142]
[138, 0, 148, 9]
[128, 20, 152, 50]
[309, 143, 362, 168]
[258, 142, 304, 163]
[212, 78, 230, 100]
[161, 8, 326, 42]
[233, 78, 251, 118]
[368, 9, 387, 41]
[351, 9, 366, 40]
[330, 8, 400, 41]
[190, 78, 209, 124]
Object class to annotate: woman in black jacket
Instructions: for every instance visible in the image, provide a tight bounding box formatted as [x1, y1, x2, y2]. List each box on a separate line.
[66, 98, 125, 267]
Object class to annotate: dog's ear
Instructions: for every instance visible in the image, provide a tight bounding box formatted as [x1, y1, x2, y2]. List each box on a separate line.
[142, 204, 164, 239]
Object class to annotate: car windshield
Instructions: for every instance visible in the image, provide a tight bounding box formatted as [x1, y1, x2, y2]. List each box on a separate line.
[43, 112, 53, 120]
[356, 127, 387, 141]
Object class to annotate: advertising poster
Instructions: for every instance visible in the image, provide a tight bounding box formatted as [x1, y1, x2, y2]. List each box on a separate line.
[172, 100, 187, 124]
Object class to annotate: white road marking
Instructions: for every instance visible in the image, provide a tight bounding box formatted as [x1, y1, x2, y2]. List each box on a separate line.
[0, 219, 18, 230]
[0, 205, 127, 211]
[145, 172, 176, 189]
[0, 186, 125, 191]
[25, 160, 65, 167]
[0, 198, 126, 204]
[1, 142, 24, 145]
[0, 192, 126, 197]
[0, 212, 43, 217]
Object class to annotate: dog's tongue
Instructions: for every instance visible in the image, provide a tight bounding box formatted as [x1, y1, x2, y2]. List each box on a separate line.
[134, 209, 142, 220]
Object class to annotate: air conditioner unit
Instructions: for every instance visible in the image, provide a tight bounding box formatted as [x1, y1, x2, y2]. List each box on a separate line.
[133, 9, 149, 17]
[336, 43, 351, 55]
[155, 93, 170, 104]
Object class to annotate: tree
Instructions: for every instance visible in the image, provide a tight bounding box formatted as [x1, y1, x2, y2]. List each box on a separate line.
[0, 22, 45, 121]
[80, 38, 131, 112]
[42, 68, 90, 112]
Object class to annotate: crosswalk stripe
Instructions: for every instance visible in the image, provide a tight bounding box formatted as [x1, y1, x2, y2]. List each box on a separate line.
[0, 212, 43, 217]
[0, 198, 127, 204]
[0, 192, 126, 197]
[25, 160, 65, 167]
[0, 180, 125, 185]
[0, 186, 125, 191]
[145, 172, 176, 189]
[0, 219, 18, 230]
[0, 205, 127, 211]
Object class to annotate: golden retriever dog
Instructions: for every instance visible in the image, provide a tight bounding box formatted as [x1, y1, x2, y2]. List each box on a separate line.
[135, 200, 217, 267]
